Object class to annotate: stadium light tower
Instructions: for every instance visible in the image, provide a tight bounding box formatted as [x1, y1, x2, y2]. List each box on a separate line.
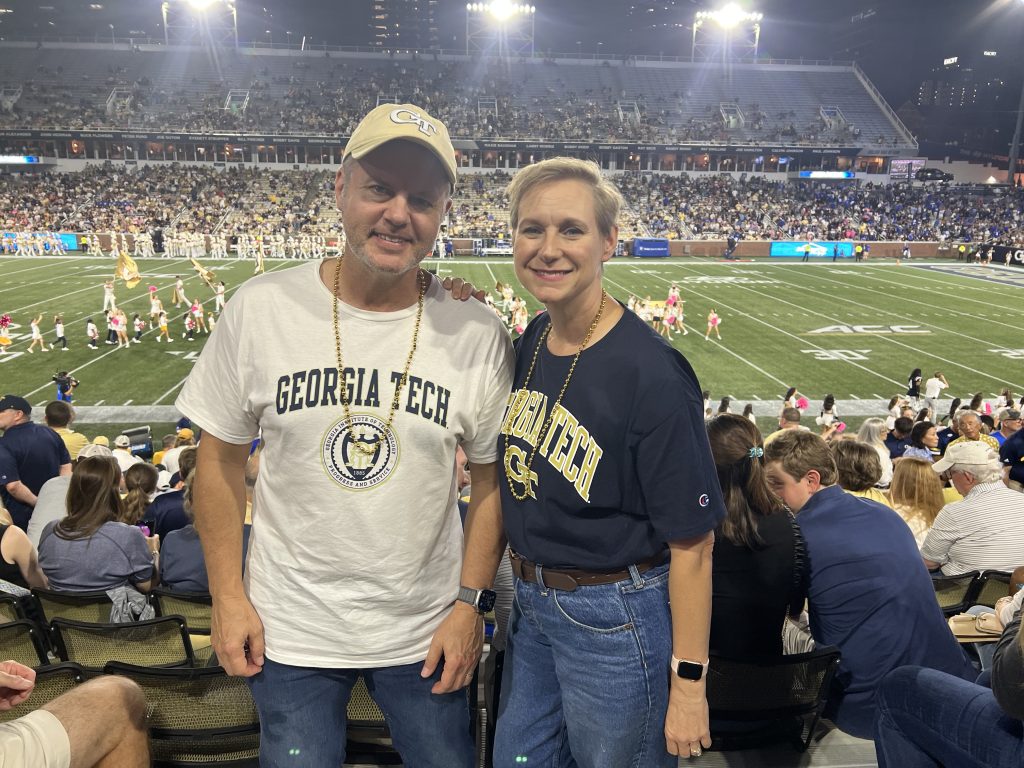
[692, 4, 762, 62]
[162, 0, 238, 48]
[466, 3, 536, 57]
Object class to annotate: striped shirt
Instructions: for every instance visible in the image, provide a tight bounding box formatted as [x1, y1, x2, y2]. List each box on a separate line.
[921, 482, 1024, 575]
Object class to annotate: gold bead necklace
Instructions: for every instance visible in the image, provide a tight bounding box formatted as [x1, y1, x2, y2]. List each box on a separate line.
[503, 290, 607, 501]
[331, 256, 426, 458]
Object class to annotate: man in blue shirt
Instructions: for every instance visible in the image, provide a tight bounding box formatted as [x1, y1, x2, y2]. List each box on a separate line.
[884, 416, 914, 459]
[764, 430, 976, 739]
[0, 394, 71, 530]
[1000, 423, 1024, 490]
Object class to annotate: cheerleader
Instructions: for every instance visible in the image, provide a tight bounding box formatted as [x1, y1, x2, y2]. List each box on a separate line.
[191, 300, 208, 334]
[704, 308, 722, 341]
[149, 288, 164, 326]
[0, 313, 12, 354]
[156, 311, 172, 343]
[656, 305, 673, 339]
[511, 297, 528, 336]
[114, 310, 130, 348]
[132, 314, 145, 344]
[182, 312, 196, 341]
[53, 315, 68, 351]
[86, 317, 99, 349]
[27, 314, 47, 353]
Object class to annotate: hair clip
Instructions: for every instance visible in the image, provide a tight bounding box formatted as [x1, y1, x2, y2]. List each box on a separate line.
[748, 446, 764, 459]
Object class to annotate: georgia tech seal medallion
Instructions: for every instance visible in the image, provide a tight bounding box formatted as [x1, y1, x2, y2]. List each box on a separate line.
[322, 414, 399, 490]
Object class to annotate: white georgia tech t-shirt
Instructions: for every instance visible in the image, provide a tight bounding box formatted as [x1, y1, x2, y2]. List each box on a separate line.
[176, 261, 514, 667]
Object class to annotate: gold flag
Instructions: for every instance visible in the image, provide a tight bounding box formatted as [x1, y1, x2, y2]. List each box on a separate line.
[189, 256, 216, 290]
[116, 250, 141, 289]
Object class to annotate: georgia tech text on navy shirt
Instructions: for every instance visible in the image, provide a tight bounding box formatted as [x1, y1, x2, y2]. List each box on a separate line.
[275, 367, 450, 427]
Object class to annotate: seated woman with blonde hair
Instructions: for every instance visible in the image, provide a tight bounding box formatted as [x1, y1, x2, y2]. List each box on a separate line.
[888, 458, 945, 546]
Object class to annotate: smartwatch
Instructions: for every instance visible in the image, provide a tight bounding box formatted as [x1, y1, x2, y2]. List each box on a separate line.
[671, 656, 709, 681]
[457, 586, 497, 614]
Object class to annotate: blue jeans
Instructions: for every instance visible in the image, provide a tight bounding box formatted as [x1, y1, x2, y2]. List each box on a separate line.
[875, 666, 1024, 768]
[493, 563, 676, 768]
[248, 657, 474, 768]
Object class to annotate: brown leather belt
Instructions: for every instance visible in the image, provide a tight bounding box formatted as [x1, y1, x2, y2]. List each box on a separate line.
[509, 550, 670, 592]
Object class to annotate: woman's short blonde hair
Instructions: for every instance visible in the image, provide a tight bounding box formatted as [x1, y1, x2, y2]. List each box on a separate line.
[506, 157, 623, 239]
[889, 457, 944, 527]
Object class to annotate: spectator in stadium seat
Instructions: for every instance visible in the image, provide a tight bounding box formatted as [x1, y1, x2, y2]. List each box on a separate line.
[1001, 425, 1024, 492]
[830, 440, 893, 508]
[491, 157, 723, 765]
[0, 502, 48, 589]
[43, 401, 88, 461]
[177, 103, 512, 768]
[0, 395, 71, 531]
[706, 414, 805, 658]
[161, 455, 252, 593]
[858, 417, 895, 488]
[922, 443, 1024, 576]
[903, 421, 939, 462]
[763, 407, 808, 447]
[874, 606, 1024, 768]
[992, 408, 1021, 447]
[885, 417, 915, 460]
[158, 428, 195, 476]
[110, 435, 142, 475]
[947, 411, 1001, 453]
[26, 443, 113, 548]
[146, 446, 195, 540]
[38, 456, 160, 593]
[119, 464, 158, 527]
[763, 430, 975, 739]
[0, 662, 150, 768]
[151, 433, 176, 467]
[889, 458, 945, 547]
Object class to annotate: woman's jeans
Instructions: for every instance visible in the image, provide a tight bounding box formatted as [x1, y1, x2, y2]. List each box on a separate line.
[493, 562, 676, 768]
[875, 665, 1024, 768]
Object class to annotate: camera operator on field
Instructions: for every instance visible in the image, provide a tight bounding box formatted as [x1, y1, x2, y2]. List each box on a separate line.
[52, 372, 79, 404]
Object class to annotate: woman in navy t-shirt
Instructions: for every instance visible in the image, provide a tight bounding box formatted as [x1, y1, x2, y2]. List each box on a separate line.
[494, 158, 725, 766]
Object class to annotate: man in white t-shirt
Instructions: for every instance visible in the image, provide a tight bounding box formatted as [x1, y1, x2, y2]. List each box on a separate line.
[923, 371, 948, 412]
[176, 103, 513, 768]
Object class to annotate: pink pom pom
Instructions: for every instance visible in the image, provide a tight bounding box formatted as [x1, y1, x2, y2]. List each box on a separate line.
[796, 397, 809, 410]
[984, 402, 992, 415]
[148, 285, 158, 293]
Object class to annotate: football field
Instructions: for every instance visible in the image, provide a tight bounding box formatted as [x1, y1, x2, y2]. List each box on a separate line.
[2, 255, 1023, 424]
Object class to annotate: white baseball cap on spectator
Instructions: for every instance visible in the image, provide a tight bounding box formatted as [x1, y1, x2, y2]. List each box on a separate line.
[114, 435, 131, 449]
[932, 442, 999, 474]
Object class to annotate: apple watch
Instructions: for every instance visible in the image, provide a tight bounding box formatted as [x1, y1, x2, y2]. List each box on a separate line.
[457, 586, 497, 614]
[671, 656, 709, 681]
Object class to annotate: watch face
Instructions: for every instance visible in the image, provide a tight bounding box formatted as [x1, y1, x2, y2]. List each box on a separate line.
[676, 661, 704, 681]
[478, 589, 497, 613]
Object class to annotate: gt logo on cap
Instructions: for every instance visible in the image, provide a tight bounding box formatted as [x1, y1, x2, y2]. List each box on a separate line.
[390, 108, 439, 137]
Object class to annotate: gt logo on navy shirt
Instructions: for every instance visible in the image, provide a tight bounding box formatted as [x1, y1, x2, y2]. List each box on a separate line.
[500, 388, 604, 503]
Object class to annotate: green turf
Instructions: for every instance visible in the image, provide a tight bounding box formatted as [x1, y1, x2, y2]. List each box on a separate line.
[2, 255, 1022, 418]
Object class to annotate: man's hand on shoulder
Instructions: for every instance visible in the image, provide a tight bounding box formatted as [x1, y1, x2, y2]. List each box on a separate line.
[211, 594, 266, 677]
[421, 602, 483, 694]
[441, 276, 485, 304]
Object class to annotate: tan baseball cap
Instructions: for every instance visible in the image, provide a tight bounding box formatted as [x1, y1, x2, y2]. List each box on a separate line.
[343, 103, 457, 188]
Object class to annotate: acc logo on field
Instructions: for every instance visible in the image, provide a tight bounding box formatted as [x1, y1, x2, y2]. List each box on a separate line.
[322, 414, 399, 491]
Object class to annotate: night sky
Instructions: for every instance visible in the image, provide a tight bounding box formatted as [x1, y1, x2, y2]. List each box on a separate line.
[5, 0, 1024, 107]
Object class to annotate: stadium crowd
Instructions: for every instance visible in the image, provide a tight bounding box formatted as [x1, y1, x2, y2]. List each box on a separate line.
[2, 164, 1023, 245]
[0, 55, 875, 147]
